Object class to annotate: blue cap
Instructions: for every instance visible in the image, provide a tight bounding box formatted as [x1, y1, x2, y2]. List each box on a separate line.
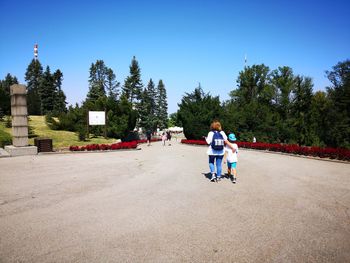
[228, 133, 236, 141]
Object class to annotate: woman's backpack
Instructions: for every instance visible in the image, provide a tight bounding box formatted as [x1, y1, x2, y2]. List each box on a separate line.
[211, 131, 224, 150]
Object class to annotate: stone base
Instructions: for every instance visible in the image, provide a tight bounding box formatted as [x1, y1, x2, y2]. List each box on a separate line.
[4, 145, 38, 157]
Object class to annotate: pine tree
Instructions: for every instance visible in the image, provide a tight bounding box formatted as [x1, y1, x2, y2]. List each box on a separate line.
[25, 59, 43, 115]
[139, 79, 157, 131]
[0, 73, 18, 116]
[122, 56, 143, 105]
[155, 79, 168, 130]
[86, 60, 109, 102]
[40, 66, 55, 114]
[106, 68, 120, 100]
[52, 69, 67, 114]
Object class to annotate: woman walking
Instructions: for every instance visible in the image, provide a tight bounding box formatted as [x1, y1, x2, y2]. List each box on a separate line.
[205, 120, 235, 182]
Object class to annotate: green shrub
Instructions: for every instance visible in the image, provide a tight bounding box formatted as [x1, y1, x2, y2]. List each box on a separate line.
[5, 116, 11, 128]
[76, 126, 87, 141]
[0, 129, 12, 147]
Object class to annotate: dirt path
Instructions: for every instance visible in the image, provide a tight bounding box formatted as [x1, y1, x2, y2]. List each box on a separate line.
[0, 141, 349, 262]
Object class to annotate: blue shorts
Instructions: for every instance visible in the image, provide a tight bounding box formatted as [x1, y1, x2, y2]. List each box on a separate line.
[227, 162, 237, 169]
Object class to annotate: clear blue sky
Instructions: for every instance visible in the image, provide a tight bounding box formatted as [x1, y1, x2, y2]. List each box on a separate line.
[1, 0, 349, 114]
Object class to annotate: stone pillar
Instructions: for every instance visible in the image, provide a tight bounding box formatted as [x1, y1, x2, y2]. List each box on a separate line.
[10, 84, 28, 146]
[4, 84, 37, 156]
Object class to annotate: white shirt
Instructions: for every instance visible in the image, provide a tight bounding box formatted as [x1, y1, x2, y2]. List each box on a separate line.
[205, 131, 227, 156]
[225, 144, 238, 162]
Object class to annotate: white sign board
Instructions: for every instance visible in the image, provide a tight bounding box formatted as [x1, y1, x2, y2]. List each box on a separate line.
[89, 111, 105, 125]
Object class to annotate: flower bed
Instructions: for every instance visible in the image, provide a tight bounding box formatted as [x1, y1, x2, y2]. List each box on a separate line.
[69, 138, 162, 152]
[181, 139, 350, 161]
[70, 141, 138, 151]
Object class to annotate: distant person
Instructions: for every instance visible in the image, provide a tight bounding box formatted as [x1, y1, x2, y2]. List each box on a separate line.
[205, 120, 235, 182]
[146, 130, 152, 146]
[162, 132, 167, 146]
[225, 133, 239, 183]
[166, 130, 172, 146]
[253, 136, 256, 143]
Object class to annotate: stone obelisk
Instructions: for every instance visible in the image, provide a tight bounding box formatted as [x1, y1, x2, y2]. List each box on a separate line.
[4, 84, 37, 156]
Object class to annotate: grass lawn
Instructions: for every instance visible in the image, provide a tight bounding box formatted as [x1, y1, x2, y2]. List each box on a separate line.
[1, 116, 117, 150]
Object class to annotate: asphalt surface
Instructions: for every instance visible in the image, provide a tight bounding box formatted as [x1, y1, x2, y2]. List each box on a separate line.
[0, 141, 349, 262]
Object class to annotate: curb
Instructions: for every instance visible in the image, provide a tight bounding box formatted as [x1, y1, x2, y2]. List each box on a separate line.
[38, 147, 142, 155]
[0, 148, 11, 158]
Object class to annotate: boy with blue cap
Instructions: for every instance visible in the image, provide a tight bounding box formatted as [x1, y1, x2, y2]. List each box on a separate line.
[225, 133, 239, 183]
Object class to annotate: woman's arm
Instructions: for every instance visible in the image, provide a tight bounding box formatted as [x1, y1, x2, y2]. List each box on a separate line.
[225, 140, 236, 152]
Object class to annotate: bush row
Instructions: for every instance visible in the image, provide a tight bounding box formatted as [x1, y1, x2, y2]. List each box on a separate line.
[181, 139, 350, 161]
[69, 138, 161, 151]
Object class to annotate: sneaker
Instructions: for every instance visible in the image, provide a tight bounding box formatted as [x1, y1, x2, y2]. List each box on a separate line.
[210, 174, 216, 182]
[229, 174, 234, 181]
[232, 177, 237, 184]
[217, 177, 221, 182]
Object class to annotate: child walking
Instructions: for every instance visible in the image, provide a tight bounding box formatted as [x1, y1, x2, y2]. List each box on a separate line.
[225, 133, 239, 183]
[162, 132, 167, 146]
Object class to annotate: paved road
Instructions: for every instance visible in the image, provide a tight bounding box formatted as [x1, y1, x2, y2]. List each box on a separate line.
[0, 141, 349, 262]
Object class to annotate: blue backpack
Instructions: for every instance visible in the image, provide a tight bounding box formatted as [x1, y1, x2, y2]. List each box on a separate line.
[211, 131, 224, 150]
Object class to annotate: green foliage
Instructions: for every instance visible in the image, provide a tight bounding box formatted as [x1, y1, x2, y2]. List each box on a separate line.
[178, 86, 223, 140]
[324, 59, 350, 148]
[87, 60, 119, 103]
[25, 59, 43, 115]
[0, 73, 18, 116]
[40, 66, 56, 114]
[122, 56, 143, 105]
[155, 80, 168, 130]
[0, 128, 12, 147]
[138, 79, 157, 131]
[25, 59, 67, 115]
[52, 70, 67, 115]
[76, 125, 87, 141]
[5, 116, 11, 128]
[168, 112, 181, 127]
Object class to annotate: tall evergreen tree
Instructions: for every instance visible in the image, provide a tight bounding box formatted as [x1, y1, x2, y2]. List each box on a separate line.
[139, 79, 157, 131]
[40, 66, 55, 114]
[0, 73, 18, 116]
[155, 79, 168, 130]
[106, 68, 120, 100]
[122, 56, 143, 105]
[25, 59, 43, 115]
[52, 69, 67, 114]
[86, 60, 111, 102]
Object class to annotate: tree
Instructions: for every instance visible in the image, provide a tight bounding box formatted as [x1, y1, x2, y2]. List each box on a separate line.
[0, 73, 18, 116]
[290, 76, 314, 145]
[106, 68, 120, 100]
[86, 60, 112, 102]
[139, 79, 157, 131]
[155, 79, 168, 130]
[324, 59, 350, 148]
[310, 91, 330, 146]
[270, 66, 296, 143]
[25, 59, 43, 115]
[178, 85, 222, 140]
[231, 64, 271, 105]
[52, 69, 67, 114]
[228, 64, 277, 142]
[122, 56, 143, 105]
[40, 66, 55, 114]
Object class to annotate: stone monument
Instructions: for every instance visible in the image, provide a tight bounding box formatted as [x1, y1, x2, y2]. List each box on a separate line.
[4, 84, 37, 156]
